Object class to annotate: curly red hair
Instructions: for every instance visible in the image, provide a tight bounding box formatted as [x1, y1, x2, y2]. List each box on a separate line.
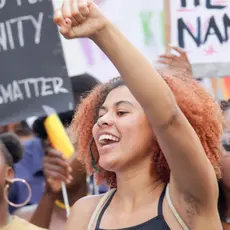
[71, 74, 223, 188]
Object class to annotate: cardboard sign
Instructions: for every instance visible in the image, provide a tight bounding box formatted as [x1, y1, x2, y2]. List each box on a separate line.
[170, 0, 230, 77]
[0, 0, 73, 125]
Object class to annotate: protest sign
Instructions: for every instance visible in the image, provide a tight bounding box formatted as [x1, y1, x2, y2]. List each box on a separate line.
[0, 0, 73, 125]
[170, 0, 230, 77]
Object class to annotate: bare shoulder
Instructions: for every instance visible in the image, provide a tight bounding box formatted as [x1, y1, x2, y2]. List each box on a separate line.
[65, 194, 104, 230]
[72, 194, 104, 214]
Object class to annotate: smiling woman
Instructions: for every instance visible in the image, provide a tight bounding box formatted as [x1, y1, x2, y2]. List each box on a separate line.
[91, 81, 155, 177]
[71, 77, 222, 230]
[73, 76, 222, 187]
[54, 1, 224, 230]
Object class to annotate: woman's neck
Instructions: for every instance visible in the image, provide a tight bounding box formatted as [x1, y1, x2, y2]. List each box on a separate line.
[115, 161, 164, 212]
[0, 199, 10, 227]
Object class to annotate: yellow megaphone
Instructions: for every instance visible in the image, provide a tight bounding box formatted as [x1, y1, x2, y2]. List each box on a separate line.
[43, 106, 74, 160]
[43, 106, 74, 217]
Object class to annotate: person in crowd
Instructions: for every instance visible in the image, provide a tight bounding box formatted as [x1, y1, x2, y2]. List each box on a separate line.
[53, 1, 223, 229]
[14, 147, 87, 230]
[0, 132, 45, 230]
[219, 100, 230, 230]
[0, 133, 24, 160]
[157, 45, 212, 92]
[8, 122, 48, 214]
[0, 122, 35, 143]
[0, 120, 46, 214]
[0, 121, 44, 214]
[10, 122, 35, 143]
[10, 111, 75, 212]
[157, 46, 193, 78]
[9, 73, 100, 214]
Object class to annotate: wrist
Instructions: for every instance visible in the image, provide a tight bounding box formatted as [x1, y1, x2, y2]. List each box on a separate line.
[44, 186, 58, 200]
[90, 19, 113, 43]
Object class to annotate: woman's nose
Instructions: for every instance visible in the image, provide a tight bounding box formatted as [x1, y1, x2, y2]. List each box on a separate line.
[97, 115, 114, 127]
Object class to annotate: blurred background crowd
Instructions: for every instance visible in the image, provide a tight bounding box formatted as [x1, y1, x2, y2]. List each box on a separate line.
[0, 0, 230, 229]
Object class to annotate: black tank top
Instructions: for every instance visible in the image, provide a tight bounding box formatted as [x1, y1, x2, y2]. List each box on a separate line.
[95, 186, 171, 230]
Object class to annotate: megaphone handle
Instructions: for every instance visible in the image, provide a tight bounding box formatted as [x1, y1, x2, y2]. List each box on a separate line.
[61, 181, 70, 217]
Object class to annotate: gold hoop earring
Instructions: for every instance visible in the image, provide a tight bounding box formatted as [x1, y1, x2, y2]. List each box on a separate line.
[4, 178, 32, 208]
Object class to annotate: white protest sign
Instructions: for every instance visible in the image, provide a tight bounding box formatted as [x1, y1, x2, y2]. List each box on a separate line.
[170, 0, 230, 64]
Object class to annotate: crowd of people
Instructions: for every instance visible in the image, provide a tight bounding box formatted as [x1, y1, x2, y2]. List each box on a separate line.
[0, 0, 230, 229]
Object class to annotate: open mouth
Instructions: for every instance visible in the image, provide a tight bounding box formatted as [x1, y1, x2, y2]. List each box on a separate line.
[98, 134, 120, 146]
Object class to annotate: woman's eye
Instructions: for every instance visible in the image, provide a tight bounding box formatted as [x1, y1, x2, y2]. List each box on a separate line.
[117, 111, 128, 116]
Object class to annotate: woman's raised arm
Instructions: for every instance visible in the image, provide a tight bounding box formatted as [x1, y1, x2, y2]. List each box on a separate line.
[54, 0, 218, 211]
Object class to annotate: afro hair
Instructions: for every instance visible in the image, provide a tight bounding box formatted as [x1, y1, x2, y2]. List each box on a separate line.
[71, 74, 223, 188]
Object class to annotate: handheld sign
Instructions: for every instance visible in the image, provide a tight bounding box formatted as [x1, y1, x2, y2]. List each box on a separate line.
[170, 0, 230, 78]
[0, 1, 73, 125]
[43, 106, 75, 160]
[43, 105, 75, 217]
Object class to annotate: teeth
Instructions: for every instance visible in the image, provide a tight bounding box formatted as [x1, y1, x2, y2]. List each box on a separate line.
[99, 134, 119, 143]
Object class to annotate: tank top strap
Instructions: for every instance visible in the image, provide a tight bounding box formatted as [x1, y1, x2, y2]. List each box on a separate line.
[166, 184, 190, 230]
[95, 189, 117, 229]
[157, 185, 167, 216]
[87, 189, 116, 230]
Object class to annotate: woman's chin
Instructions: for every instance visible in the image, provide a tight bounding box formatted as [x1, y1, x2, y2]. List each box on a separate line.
[99, 157, 119, 172]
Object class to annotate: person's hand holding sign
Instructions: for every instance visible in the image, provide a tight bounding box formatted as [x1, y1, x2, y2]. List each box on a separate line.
[43, 147, 73, 193]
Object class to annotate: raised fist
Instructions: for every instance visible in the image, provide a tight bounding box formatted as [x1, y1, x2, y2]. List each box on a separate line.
[53, 0, 109, 39]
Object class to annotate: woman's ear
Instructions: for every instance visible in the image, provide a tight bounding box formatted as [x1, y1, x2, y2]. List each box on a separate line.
[5, 166, 14, 182]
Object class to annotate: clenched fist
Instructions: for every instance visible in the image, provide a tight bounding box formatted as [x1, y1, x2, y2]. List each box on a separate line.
[53, 0, 109, 39]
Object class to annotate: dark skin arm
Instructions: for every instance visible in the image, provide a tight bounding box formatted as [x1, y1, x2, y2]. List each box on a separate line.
[29, 189, 57, 228]
[29, 148, 73, 228]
